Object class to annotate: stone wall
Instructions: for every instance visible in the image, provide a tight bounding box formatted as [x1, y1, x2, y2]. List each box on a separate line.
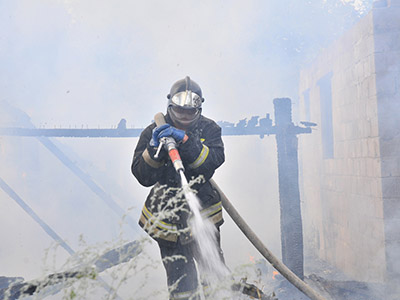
[299, 2, 400, 286]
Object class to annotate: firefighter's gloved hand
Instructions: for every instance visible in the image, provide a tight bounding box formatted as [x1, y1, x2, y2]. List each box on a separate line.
[158, 126, 186, 143]
[150, 124, 170, 147]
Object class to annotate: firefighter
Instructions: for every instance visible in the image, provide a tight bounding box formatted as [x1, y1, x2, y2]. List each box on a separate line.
[131, 76, 226, 300]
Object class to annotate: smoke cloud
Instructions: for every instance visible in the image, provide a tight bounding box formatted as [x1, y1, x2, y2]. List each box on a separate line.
[0, 0, 373, 298]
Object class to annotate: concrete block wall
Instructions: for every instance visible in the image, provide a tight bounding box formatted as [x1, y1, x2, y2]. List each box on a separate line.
[298, 6, 395, 282]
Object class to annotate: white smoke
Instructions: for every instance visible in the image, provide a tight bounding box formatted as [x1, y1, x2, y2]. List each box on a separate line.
[0, 0, 374, 298]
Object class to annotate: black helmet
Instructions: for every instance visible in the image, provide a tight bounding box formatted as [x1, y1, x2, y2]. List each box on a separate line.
[167, 76, 204, 109]
[167, 76, 204, 128]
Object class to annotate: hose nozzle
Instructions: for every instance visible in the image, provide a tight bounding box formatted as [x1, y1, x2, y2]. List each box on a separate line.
[153, 112, 185, 173]
[163, 137, 184, 173]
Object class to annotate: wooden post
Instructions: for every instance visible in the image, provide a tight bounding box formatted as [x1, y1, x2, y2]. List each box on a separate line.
[273, 97, 304, 279]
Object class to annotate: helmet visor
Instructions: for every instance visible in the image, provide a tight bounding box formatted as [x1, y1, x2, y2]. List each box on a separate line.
[170, 91, 202, 109]
[170, 105, 200, 122]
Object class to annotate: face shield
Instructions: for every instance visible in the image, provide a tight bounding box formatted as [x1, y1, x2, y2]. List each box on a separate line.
[168, 104, 201, 128]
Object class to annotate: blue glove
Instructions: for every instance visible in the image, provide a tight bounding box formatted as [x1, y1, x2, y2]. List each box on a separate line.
[149, 124, 170, 147]
[158, 126, 186, 143]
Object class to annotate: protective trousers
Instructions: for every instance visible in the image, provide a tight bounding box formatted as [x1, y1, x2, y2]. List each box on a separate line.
[158, 230, 225, 300]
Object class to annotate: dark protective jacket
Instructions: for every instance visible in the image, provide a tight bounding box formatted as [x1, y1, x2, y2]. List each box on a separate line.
[131, 113, 225, 247]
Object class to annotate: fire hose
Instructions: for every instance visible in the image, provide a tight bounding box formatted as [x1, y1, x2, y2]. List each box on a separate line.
[153, 113, 326, 300]
[211, 180, 327, 300]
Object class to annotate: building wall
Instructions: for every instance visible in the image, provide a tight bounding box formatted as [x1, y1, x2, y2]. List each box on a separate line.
[299, 2, 400, 283]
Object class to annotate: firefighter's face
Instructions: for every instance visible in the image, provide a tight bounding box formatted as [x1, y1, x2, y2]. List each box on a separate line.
[169, 105, 200, 129]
